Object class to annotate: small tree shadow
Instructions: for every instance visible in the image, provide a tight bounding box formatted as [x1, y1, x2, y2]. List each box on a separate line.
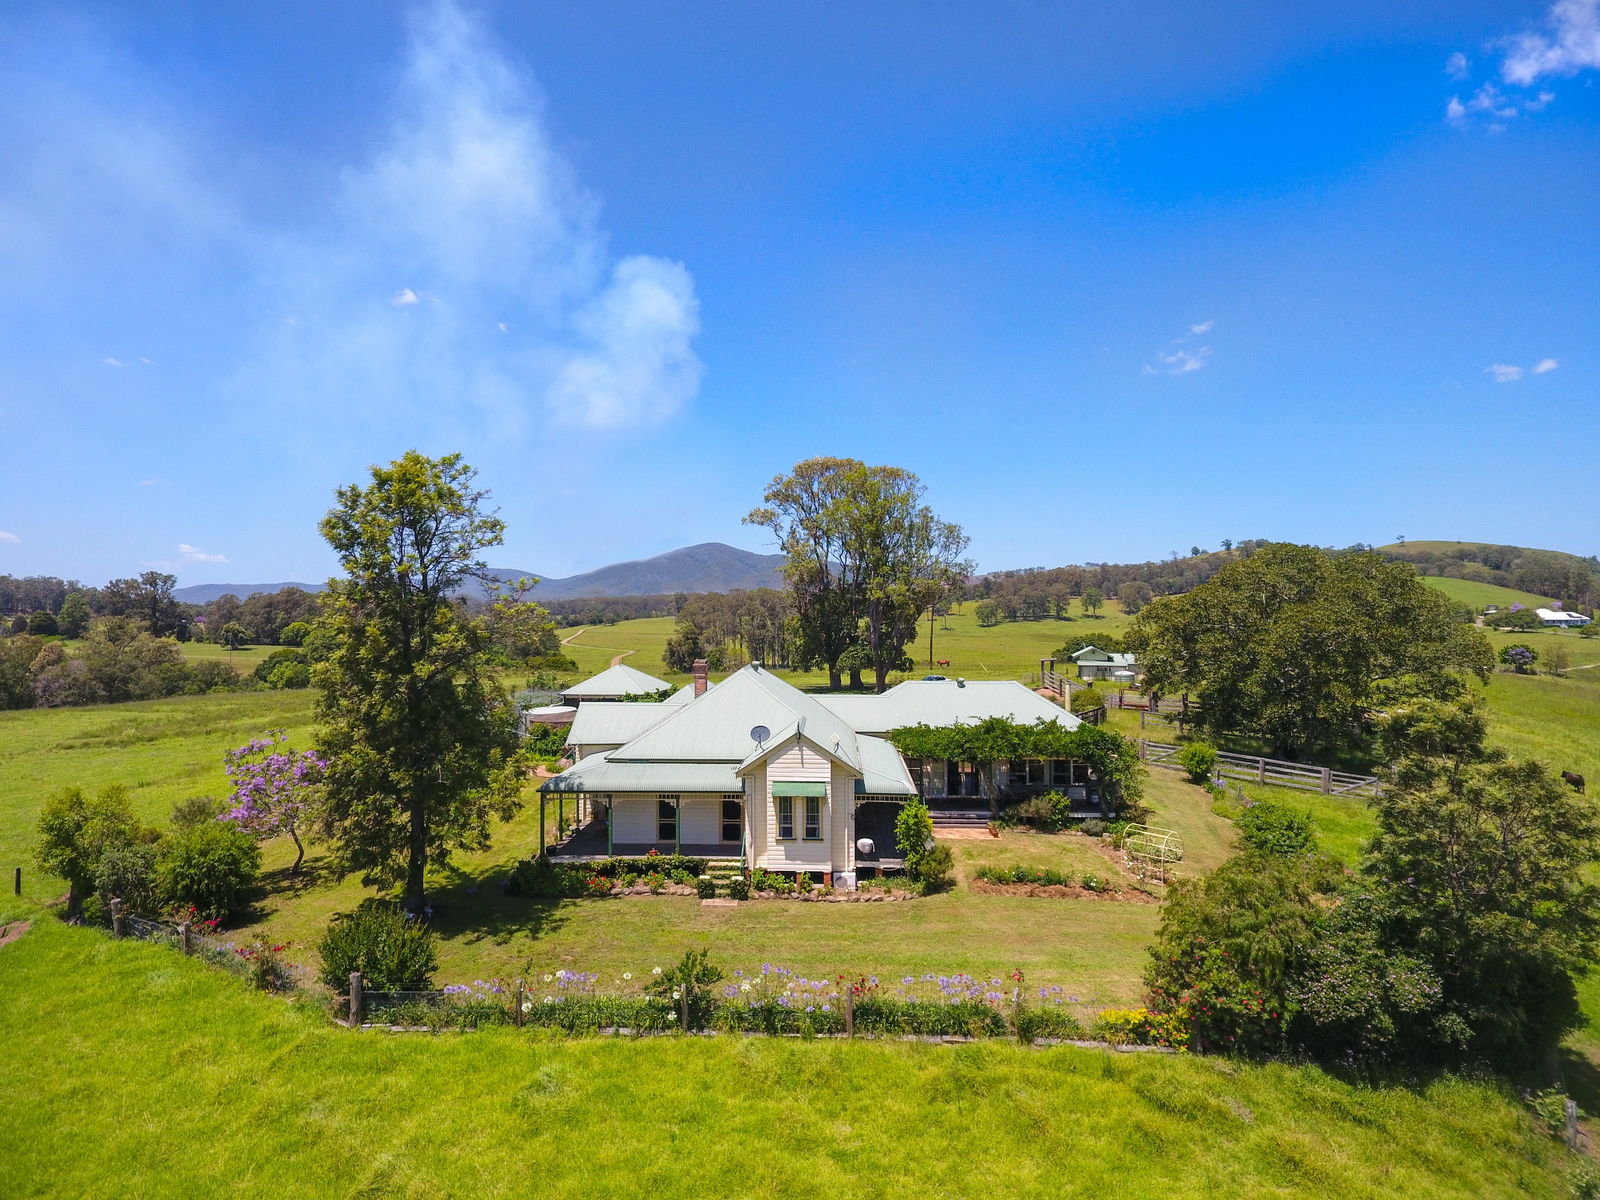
[422, 861, 572, 947]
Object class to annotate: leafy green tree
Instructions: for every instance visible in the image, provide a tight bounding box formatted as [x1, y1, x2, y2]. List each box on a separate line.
[1492, 607, 1544, 632]
[34, 785, 139, 915]
[1498, 643, 1537, 672]
[103, 571, 184, 638]
[221, 622, 250, 650]
[745, 457, 866, 689]
[1365, 753, 1600, 1068]
[974, 600, 1001, 627]
[1126, 544, 1492, 758]
[747, 457, 968, 691]
[26, 610, 58, 635]
[314, 451, 526, 914]
[1081, 587, 1103, 617]
[1145, 852, 1343, 1054]
[57, 591, 91, 638]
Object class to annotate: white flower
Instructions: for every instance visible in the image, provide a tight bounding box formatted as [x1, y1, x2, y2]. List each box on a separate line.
[672, 990, 682, 1000]
[652, 967, 662, 976]
[623, 972, 632, 981]
[521, 1001, 533, 1013]
[543, 973, 553, 983]
[740, 982, 751, 993]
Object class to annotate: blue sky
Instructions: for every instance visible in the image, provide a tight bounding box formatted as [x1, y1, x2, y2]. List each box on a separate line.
[1, 0, 1596, 585]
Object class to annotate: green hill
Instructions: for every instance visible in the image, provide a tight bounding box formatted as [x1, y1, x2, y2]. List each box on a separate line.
[0, 919, 1578, 1200]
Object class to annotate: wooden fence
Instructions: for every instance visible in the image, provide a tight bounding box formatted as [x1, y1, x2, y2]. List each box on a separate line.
[1137, 740, 1383, 798]
[1106, 693, 1188, 714]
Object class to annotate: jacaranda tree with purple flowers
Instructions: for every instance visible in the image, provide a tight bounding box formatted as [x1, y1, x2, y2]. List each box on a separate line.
[223, 730, 324, 875]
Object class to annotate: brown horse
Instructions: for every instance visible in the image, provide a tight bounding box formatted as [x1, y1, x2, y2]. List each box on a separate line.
[1563, 771, 1586, 794]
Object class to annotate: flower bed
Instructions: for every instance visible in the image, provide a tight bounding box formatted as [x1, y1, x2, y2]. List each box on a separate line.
[970, 863, 1154, 902]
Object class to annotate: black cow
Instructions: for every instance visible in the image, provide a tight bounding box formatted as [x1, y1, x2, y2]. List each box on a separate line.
[1562, 771, 1586, 794]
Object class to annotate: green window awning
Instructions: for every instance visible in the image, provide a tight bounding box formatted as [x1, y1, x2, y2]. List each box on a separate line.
[771, 781, 828, 797]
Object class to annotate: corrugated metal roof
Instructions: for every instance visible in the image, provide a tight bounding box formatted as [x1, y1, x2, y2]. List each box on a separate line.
[541, 760, 742, 794]
[565, 701, 675, 747]
[608, 665, 863, 770]
[815, 680, 1081, 734]
[856, 734, 918, 795]
[560, 663, 671, 698]
[663, 681, 714, 704]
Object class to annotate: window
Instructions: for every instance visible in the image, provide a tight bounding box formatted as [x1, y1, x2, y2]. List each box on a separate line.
[721, 797, 742, 843]
[1051, 759, 1070, 787]
[657, 795, 678, 842]
[803, 796, 823, 840]
[776, 796, 794, 841]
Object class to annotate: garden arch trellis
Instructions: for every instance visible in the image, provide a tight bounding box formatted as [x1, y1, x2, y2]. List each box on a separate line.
[1122, 823, 1183, 883]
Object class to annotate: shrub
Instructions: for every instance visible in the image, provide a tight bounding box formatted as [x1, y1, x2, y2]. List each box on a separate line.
[726, 876, 750, 901]
[912, 842, 954, 892]
[1176, 741, 1218, 784]
[95, 841, 162, 917]
[506, 858, 590, 899]
[155, 821, 261, 921]
[34, 784, 139, 916]
[646, 949, 724, 1028]
[895, 799, 937, 878]
[695, 877, 716, 899]
[317, 901, 439, 991]
[170, 795, 227, 829]
[1016, 1006, 1085, 1043]
[234, 938, 295, 992]
[1235, 799, 1315, 856]
[1091, 1007, 1190, 1048]
[1010, 791, 1075, 832]
[1079, 818, 1107, 837]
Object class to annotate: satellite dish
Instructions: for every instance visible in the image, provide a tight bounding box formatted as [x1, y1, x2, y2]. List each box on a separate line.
[750, 724, 771, 745]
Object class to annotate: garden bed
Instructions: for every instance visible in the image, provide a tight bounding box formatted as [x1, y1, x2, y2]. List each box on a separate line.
[968, 878, 1157, 903]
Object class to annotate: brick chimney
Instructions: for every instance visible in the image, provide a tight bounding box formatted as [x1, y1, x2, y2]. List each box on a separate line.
[692, 659, 708, 697]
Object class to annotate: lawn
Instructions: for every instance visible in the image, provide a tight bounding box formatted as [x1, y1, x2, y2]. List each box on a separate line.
[176, 640, 283, 672]
[0, 918, 1578, 1200]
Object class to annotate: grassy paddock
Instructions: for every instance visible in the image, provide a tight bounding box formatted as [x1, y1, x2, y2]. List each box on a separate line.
[556, 604, 1136, 688]
[1419, 576, 1556, 612]
[0, 919, 1575, 1200]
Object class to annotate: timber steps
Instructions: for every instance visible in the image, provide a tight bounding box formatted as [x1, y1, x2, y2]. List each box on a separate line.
[930, 810, 991, 831]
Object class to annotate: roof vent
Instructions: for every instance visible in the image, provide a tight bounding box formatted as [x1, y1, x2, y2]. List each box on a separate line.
[956, 677, 966, 688]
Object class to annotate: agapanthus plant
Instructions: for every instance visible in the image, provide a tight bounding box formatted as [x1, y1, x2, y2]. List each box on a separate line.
[222, 731, 325, 874]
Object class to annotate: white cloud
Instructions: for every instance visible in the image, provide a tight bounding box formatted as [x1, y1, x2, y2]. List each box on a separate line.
[1502, 0, 1600, 85]
[1144, 321, 1214, 375]
[1532, 357, 1560, 373]
[0, 530, 20, 544]
[101, 356, 125, 367]
[1486, 363, 1524, 382]
[236, 0, 701, 437]
[178, 542, 228, 564]
[1450, 0, 1600, 123]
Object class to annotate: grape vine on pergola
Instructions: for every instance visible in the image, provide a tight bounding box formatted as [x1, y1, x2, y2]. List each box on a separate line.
[886, 717, 1144, 814]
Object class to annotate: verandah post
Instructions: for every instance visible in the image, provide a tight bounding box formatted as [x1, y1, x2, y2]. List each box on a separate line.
[538, 793, 546, 859]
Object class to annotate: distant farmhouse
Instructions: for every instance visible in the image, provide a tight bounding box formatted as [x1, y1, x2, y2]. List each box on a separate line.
[1537, 607, 1592, 628]
[1069, 644, 1140, 682]
[540, 662, 1102, 885]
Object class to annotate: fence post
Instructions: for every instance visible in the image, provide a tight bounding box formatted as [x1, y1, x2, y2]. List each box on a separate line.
[349, 971, 364, 1027]
[845, 986, 855, 1038]
[679, 988, 690, 1034]
[1320, 767, 1332, 795]
[110, 898, 125, 939]
[514, 979, 525, 1028]
[179, 922, 192, 955]
[1567, 1097, 1580, 1150]
[13, 866, 19, 895]
[1256, 759, 1266, 785]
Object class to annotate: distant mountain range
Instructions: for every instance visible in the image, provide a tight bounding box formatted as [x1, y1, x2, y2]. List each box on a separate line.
[171, 542, 788, 605]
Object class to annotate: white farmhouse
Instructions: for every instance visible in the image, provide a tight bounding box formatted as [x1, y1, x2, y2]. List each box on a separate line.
[1536, 608, 1592, 628]
[541, 661, 1096, 884]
